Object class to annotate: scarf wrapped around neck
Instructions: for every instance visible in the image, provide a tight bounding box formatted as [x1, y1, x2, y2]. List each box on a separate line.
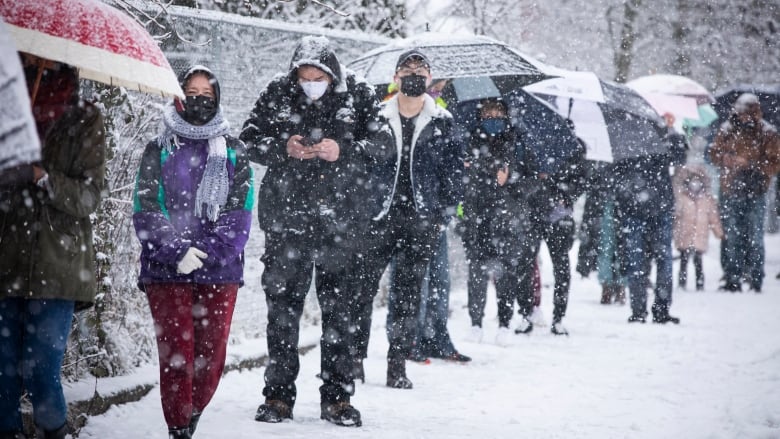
[162, 104, 232, 221]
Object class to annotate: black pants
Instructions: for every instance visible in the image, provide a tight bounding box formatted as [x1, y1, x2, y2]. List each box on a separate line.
[465, 251, 521, 329]
[517, 217, 575, 322]
[261, 230, 354, 407]
[350, 211, 441, 363]
[678, 248, 704, 289]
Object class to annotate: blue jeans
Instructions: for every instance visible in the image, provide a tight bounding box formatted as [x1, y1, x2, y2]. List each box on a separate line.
[0, 298, 74, 432]
[720, 193, 766, 288]
[620, 211, 673, 317]
[387, 231, 457, 358]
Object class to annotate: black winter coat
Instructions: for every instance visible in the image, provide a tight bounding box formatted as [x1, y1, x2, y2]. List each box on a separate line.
[240, 70, 388, 242]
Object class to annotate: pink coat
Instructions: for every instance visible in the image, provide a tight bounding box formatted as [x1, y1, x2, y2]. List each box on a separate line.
[672, 165, 724, 252]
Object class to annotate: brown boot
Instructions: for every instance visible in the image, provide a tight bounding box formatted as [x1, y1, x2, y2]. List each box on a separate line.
[614, 286, 626, 305]
[600, 285, 613, 304]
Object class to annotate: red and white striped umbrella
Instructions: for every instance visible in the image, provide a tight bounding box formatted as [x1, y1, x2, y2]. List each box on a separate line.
[0, 0, 183, 99]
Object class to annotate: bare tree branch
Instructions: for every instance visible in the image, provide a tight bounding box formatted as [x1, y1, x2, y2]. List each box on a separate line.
[275, 0, 350, 17]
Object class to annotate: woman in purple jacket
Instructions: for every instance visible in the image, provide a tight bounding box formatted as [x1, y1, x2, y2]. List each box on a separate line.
[133, 66, 253, 439]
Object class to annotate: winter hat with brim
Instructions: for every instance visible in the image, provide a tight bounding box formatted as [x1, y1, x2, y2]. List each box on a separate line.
[289, 36, 342, 89]
[178, 65, 221, 108]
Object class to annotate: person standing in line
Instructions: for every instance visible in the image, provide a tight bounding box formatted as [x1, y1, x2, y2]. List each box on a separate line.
[513, 123, 586, 336]
[240, 36, 387, 427]
[459, 99, 526, 346]
[133, 66, 254, 439]
[672, 164, 724, 291]
[613, 117, 687, 324]
[349, 49, 463, 390]
[0, 54, 106, 439]
[709, 93, 780, 293]
[384, 78, 470, 364]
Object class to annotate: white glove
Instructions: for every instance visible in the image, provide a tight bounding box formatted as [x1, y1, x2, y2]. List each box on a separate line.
[177, 247, 208, 275]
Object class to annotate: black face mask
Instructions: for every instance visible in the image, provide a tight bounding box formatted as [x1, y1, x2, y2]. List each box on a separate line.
[178, 95, 217, 125]
[399, 75, 427, 97]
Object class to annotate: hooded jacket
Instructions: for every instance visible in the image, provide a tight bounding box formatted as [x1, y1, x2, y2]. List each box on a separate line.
[672, 165, 723, 252]
[133, 68, 254, 289]
[0, 65, 106, 307]
[374, 94, 463, 224]
[240, 37, 390, 241]
[709, 104, 780, 197]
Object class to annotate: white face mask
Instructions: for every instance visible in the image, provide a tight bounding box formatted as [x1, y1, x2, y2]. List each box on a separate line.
[300, 80, 329, 100]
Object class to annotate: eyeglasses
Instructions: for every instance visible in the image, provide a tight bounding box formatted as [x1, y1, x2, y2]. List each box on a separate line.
[397, 65, 429, 76]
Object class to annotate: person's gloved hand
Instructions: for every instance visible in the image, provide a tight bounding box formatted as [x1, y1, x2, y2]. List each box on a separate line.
[177, 247, 208, 275]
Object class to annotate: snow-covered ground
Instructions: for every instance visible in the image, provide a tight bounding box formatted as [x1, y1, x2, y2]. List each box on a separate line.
[77, 232, 780, 438]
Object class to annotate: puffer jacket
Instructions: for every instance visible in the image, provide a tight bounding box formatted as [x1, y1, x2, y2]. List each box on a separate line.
[132, 135, 253, 289]
[0, 102, 105, 306]
[709, 111, 780, 196]
[374, 94, 463, 224]
[672, 165, 723, 252]
[240, 47, 388, 241]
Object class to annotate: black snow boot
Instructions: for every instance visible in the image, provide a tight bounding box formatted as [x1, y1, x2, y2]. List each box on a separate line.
[188, 411, 201, 436]
[168, 427, 192, 439]
[652, 312, 680, 325]
[254, 400, 293, 423]
[386, 358, 413, 389]
[627, 314, 646, 324]
[0, 431, 25, 439]
[36, 423, 68, 439]
[320, 401, 362, 427]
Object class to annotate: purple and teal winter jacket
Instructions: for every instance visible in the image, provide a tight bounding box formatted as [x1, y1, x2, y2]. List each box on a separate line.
[132, 135, 254, 290]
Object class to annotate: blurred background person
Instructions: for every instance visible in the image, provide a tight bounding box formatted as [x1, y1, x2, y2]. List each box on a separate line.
[0, 54, 106, 439]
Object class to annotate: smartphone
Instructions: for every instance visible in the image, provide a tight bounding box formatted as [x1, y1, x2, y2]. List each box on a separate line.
[300, 137, 315, 147]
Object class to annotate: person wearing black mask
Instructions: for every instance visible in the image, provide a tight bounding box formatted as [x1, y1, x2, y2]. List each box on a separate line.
[133, 65, 254, 439]
[348, 48, 463, 389]
[240, 36, 388, 428]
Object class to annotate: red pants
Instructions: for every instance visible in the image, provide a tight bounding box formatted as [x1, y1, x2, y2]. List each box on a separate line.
[145, 283, 238, 429]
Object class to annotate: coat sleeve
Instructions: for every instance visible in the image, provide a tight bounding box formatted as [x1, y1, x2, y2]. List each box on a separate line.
[239, 80, 290, 167]
[708, 130, 735, 168]
[132, 140, 191, 267]
[439, 117, 465, 219]
[45, 107, 106, 218]
[192, 138, 254, 268]
[344, 78, 394, 165]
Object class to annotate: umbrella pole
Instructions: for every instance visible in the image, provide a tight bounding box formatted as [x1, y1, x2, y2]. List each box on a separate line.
[30, 59, 45, 104]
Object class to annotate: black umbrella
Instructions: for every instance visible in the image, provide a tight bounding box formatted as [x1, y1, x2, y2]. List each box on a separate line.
[528, 78, 668, 163]
[348, 33, 547, 89]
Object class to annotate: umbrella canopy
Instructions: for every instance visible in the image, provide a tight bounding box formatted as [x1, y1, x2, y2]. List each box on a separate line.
[526, 72, 667, 163]
[626, 74, 715, 132]
[348, 33, 547, 86]
[0, 0, 183, 99]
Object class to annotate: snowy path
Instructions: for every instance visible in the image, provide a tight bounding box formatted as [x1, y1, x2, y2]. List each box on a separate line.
[78, 234, 780, 438]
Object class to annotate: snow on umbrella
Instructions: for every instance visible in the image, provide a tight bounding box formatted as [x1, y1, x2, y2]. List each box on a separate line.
[626, 74, 714, 132]
[0, 0, 183, 99]
[525, 70, 667, 163]
[348, 33, 547, 87]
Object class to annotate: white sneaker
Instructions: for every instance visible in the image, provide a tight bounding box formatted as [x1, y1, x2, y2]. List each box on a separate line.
[495, 326, 512, 346]
[514, 316, 533, 334]
[551, 321, 569, 336]
[466, 325, 484, 343]
[529, 306, 548, 327]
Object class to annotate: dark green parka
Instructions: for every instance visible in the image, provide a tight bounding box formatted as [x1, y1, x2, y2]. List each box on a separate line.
[0, 101, 106, 308]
